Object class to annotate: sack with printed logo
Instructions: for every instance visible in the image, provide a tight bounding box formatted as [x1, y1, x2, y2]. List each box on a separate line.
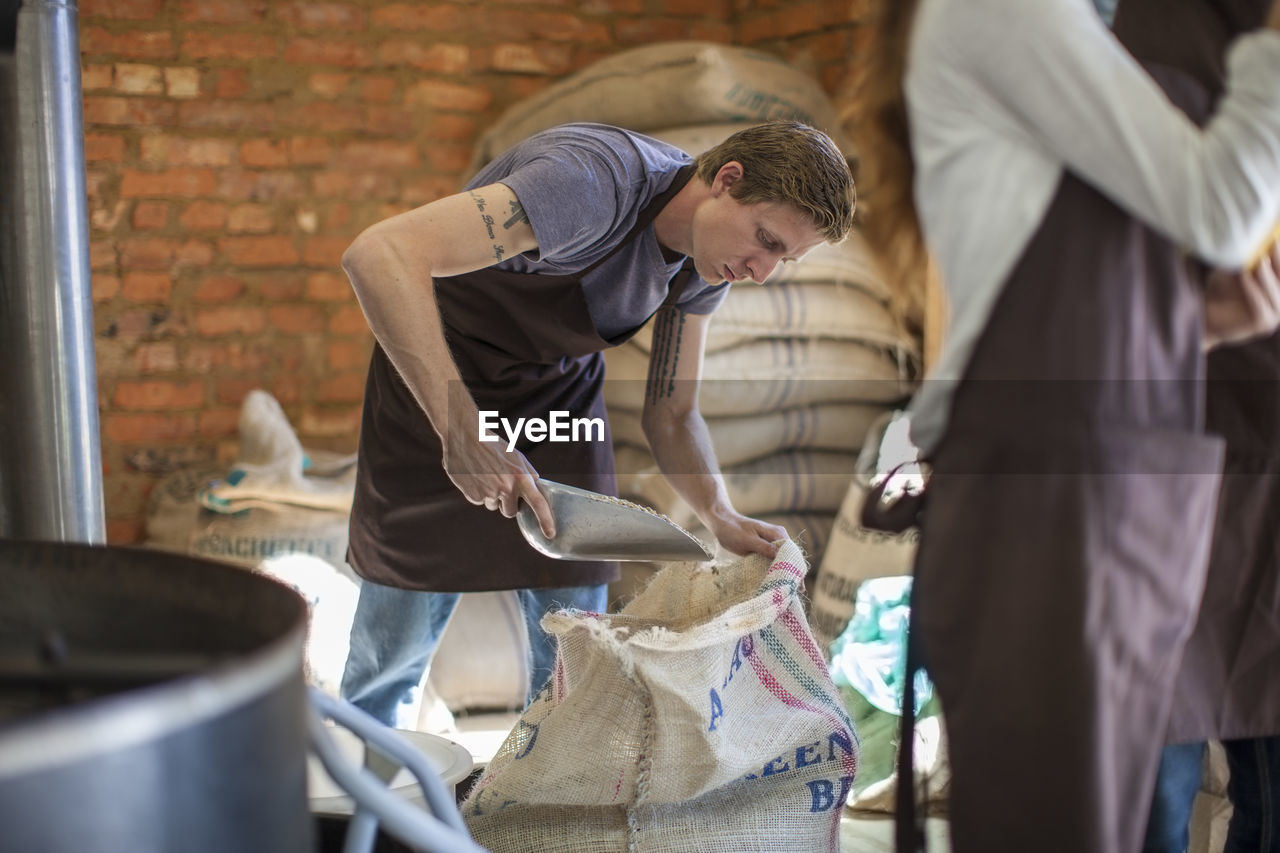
[461, 538, 858, 852]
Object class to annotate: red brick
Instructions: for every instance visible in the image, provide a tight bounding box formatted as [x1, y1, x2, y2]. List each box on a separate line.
[178, 0, 268, 23]
[306, 271, 353, 302]
[259, 274, 305, 301]
[240, 139, 290, 168]
[289, 137, 332, 166]
[103, 412, 197, 443]
[132, 200, 169, 229]
[227, 204, 276, 234]
[299, 405, 362, 437]
[80, 27, 176, 60]
[490, 12, 610, 43]
[580, 0, 643, 10]
[422, 113, 476, 142]
[664, 0, 730, 14]
[134, 341, 179, 373]
[180, 100, 280, 132]
[491, 43, 573, 75]
[326, 339, 370, 370]
[196, 306, 268, 336]
[107, 308, 190, 339]
[284, 38, 371, 68]
[90, 240, 118, 270]
[302, 236, 349, 267]
[119, 237, 214, 269]
[81, 64, 114, 91]
[105, 518, 145, 546]
[404, 80, 492, 112]
[218, 236, 299, 267]
[688, 21, 734, 42]
[92, 273, 121, 302]
[214, 69, 250, 98]
[182, 31, 278, 61]
[337, 141, 418, 170]
[85, 133, 126, 163]
[269, 380, 302, 406]
[361, 76, 396, 102]
[268, 304, 325, 334]
[613, 18, 693, 43]
[371, 4, 469, 31]
[140, 136, 236, 167]
[362, 105, 416, 137]
[120, 168, 217, 198]
[378, 41, 469, 73]
[279, 102, 367, 132]
[197, 408, 242, 438]
[277, 1, 367, 31]
[184, 341, 273, 372]
[114, 63, 164, 95]
[217, 170, 303, 202]
[82, 96, 176, 127]
[91, 198, 125, 231]
[316, 372, 366, 403]
[114, 379, 205, 410]
[122, 272, 172, 303]
[308, 72, 351, 98]
[193, 275, 246, 303]
[426, 144, 471, 173]
[329, 305, 369, 335]
[81, 0, 165, 19]
[165, 67, 202, 99]
[215, 377, 260, 405]
[179, 200, 229, 230]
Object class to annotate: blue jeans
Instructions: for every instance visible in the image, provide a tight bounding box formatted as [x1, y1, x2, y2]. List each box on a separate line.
[339, 579, 607, 727]
[1143, 737, 1280, 853]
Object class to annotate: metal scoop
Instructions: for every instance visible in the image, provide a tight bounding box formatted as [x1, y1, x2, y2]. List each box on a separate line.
[517, 479, 714, 562]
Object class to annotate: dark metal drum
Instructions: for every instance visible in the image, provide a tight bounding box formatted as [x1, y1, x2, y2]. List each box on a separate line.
[0, 539, 313, 853]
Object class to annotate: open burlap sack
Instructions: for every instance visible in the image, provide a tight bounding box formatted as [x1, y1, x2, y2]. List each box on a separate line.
[462, 539, 858, 852]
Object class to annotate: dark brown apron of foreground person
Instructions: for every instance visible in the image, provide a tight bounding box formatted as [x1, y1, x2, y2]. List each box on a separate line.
[902, 66, 1228, 853]
[1114, 0, 1280, 745]
[347, 166, 696, 593]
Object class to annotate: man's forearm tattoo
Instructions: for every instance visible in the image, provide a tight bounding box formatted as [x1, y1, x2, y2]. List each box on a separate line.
[646, 307, 684, 404]
[469, 190, 505, 260]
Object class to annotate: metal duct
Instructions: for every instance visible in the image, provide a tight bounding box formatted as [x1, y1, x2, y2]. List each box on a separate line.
[0, 0, 105, 543]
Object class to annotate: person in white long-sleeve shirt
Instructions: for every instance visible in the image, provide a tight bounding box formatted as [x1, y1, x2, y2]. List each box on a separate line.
[848, 1, 1280, 851]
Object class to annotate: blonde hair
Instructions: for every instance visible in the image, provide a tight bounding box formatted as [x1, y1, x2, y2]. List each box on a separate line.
[843, 0, 934, 344]
[694, 120, 857, 244]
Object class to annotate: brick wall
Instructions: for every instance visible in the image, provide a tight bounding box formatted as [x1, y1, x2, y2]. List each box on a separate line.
[77, 0, 865, 544]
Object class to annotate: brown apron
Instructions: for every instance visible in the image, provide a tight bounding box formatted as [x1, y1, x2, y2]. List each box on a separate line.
[900, 67, 1228, 853]
[347, 166, 696, 593]
[1114, 0, 1280, 745]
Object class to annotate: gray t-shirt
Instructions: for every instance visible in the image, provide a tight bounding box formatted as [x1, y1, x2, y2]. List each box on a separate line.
[467, 122, 729, 341]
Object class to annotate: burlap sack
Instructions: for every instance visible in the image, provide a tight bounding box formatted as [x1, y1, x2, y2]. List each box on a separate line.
[630, 281, 908, 354]
[809, 480, 920, 651]
[610, 402, 888, 469]
[603, 338, 914, 415]
[461, 539, 858, 852]
[468, 41, 853, 174]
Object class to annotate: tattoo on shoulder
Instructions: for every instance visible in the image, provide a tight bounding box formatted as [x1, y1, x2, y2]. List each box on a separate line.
[504, 200, 529, 230]
[493, 244, 506, 262]
[646, 307, 685, 404]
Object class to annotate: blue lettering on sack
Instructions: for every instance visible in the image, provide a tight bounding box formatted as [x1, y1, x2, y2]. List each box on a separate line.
[740, 731, 857, 784]
[707, 634, 756, 731]
[512, 719, 539, 759]
[806, 775, 855, 812]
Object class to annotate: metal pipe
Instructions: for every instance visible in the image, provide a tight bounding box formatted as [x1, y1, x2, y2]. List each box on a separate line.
[0, 0, 105, 543]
